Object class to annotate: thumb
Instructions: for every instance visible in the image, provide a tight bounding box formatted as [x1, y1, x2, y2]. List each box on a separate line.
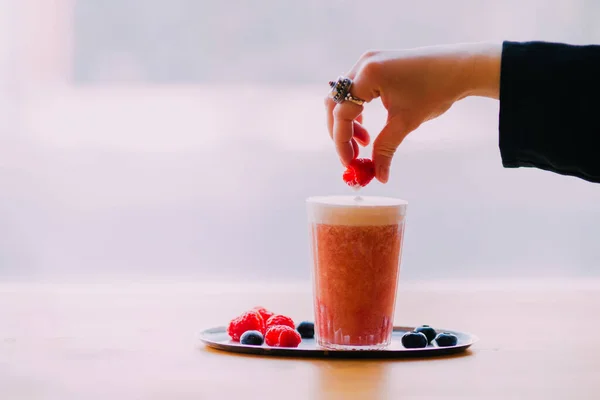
[372, 115, 412, 183]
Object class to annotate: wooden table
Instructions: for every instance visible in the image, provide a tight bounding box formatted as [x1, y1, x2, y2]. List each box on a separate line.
[1, 280, 599, 399]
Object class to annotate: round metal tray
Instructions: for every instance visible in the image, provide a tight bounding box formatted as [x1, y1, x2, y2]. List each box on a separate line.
[200, 325, 477, 359]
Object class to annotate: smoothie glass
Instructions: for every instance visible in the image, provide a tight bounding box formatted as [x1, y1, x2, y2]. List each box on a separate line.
[307, 196, 407, 350]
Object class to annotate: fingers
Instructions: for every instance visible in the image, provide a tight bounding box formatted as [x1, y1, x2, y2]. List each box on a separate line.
[326, 52, 381, 165]
[353, 121, 370, 146]
[326, 97, 368, 145]
[332, 102, 363, 165]
[351, 138, 359, 159]
[325, 96, 336, 140]
[332, 110, 357, 164]
[332, 74, 378, 165]
[325, 101, 370, 160]
[372, 116, 411, 183]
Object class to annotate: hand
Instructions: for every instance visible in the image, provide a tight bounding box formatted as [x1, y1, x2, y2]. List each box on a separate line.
[324, 42, 501, 183]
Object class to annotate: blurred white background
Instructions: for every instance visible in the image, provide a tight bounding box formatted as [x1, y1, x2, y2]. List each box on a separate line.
[1, 0, 600, 282]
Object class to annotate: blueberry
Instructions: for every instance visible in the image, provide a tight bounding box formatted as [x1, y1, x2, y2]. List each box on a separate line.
[240, 330, 264, 346]
[435, 332, 458, 347]
[414, 325, 437, 344]
[296, 321, 315, 339]
[401, 332, 428, 348]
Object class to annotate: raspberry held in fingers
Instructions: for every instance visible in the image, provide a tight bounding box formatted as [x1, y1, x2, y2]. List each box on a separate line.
[343, 158, 376, 188]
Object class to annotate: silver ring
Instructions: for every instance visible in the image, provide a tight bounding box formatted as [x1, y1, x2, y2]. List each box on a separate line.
[328, 76, 365, 106]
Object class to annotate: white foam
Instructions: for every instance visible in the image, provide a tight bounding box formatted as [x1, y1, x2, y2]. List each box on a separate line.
[306, 196, 407, 226]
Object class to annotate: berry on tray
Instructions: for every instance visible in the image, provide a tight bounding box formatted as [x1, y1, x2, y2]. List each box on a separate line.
[240, 330, 264, 346]
[252, 306, 275, 323]
[265, 314, 295, 330]
[343, 158, 376, 188]
[296, 321, 315, 339]
[278, 327, 302, 348]
[414, 325, 437, 344]
[227, 310, 266, 341]
[435, 332, 458, 347]
[265, 325, 289, 346]
[401, 331, 429, 349]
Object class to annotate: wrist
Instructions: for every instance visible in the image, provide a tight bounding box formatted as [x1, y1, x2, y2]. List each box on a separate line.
[461, 42, 502, 99]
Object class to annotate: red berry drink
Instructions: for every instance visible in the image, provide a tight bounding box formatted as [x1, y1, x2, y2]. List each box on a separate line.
[307, 196, 407, 350]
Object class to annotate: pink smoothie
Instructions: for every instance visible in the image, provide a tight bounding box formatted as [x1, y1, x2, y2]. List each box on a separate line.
[307, 196, 407, 349]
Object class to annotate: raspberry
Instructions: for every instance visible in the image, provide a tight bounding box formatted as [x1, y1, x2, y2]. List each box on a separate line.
[265, 325, 289, 346]
[227, 310, 265, 341]
[343, 158, 375, 188]
[252, 306, 274, 323]
[278, 327, 302, 348]
[265, 314, 295, 330]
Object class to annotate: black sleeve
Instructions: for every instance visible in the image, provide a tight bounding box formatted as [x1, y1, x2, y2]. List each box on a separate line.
[499, 40, 600, 183]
